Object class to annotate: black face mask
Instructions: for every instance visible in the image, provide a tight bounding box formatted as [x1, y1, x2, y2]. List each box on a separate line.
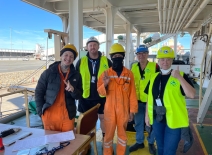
[111, 57, 124, 72]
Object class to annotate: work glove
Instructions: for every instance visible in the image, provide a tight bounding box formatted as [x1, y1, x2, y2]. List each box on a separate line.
[145, 125, 152, 135]
[155, 106, 166, 122]
[181, 127, 194, 153]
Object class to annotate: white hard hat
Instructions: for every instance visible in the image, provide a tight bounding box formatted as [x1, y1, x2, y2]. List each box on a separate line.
[86, 36, 100, 45]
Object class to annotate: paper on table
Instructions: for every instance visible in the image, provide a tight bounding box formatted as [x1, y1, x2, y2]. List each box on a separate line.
[16, 149, 30, 155]
[3, 130, 32, 146]
[45, 130, 75, 143]
[13, 136, 46, 151]
[12, 130, 75, 151]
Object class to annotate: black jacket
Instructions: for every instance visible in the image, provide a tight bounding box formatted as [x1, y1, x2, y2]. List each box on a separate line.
[35, 61, 82, 119]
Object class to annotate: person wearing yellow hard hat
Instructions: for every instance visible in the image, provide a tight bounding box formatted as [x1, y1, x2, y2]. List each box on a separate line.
[97, 43, 138, 155]
[76, 36, 112, 145]
[144, 46, 196, 155]
[35, 44, 82, 132]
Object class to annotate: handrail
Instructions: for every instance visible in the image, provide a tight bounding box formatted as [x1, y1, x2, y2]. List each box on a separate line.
[0, 89, 31, 127]
[0, 89, 26, 97]
[7, 86, 35, 96]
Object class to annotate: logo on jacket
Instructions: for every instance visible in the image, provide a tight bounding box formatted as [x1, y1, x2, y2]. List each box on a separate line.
[170, 80, 177, 86]
[73, 79, 76, 81]
[145, 68, 150, 73]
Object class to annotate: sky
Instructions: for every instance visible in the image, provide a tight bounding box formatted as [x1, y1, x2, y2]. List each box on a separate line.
[0, 0, 191, 51]
[0, 0, 101, 50]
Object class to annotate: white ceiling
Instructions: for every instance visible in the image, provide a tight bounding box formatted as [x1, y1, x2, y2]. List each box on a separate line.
[22, 0, 212, 35]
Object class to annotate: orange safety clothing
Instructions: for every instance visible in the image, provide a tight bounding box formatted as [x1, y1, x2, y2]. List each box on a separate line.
[97, 67, 138, 155]
[42, 65, 75, 132]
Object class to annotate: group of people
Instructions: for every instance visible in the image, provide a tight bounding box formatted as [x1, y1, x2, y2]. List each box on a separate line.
[35, 36, 195, 155]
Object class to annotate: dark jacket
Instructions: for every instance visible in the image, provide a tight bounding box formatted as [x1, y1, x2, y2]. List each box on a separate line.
[35, 61, 82, 119]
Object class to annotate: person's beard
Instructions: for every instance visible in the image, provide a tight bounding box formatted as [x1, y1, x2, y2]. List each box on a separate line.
[111, 57, 124, 72]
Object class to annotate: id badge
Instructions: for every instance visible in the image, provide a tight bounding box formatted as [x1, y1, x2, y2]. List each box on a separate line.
[155, 98, 162, 106]
[91, 76, 96, 83]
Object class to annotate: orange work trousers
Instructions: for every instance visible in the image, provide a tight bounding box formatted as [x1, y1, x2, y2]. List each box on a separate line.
[103, 108, 129, 155]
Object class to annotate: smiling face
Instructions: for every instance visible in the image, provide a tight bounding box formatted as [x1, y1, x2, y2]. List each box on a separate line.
[87, 42, 99, 55]
[136, 52, 149, 63]
[60, 51, 75, 66]
[158, 58, 173, 70]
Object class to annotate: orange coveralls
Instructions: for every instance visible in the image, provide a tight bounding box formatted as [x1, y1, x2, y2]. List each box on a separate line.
[42, 66, 75, 132]
[97, 67, 138, 155]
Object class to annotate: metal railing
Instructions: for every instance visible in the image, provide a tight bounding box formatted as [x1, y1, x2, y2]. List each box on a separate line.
[0, 89, 33, 127]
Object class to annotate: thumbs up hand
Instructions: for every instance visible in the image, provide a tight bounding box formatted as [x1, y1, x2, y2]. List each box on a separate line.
[64, 80, 75, 92]
[171, 66, 181, 79]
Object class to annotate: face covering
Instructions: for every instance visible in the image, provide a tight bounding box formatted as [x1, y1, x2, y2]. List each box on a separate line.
[111, 57, 124, 72]
[160, 67, 172, 75]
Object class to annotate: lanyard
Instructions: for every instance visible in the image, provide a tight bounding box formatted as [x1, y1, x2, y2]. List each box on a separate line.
[58, 64, 70, 81]
[158, 70, 172, 98]
[158, 80, 161, 98]
[140, 69, 145, 80]
[89, 59, 98, 75]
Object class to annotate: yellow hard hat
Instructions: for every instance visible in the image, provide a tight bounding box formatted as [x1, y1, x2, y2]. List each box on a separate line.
[157, 46, 175, 58]
[60, 44, 78, 59]
[109, 43, 125, 55]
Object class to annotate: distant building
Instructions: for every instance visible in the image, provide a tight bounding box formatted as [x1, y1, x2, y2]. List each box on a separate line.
[0, 48, 35, 58]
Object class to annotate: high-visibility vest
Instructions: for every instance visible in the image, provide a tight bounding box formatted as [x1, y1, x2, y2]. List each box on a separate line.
[148, 71, 189, 129]
[131, 62, 156, 102]
[80, 56, 109, 98]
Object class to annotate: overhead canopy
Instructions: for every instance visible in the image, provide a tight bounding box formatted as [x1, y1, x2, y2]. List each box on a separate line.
[22, 0, 212, 34]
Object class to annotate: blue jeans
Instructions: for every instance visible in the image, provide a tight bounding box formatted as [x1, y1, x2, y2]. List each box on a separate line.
[134, 102, 155, 144]
[153, 119, 181, 155]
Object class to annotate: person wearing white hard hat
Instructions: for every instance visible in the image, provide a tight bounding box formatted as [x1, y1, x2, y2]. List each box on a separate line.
[76, 36, 112, 142]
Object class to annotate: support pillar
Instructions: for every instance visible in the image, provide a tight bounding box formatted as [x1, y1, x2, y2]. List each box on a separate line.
[54, 34, 61, 61]
[174, 34, 178, 58]
[137, 31, 141, 47]
[103, 7, 117, 58]
[125, 23, 133, 69]
[68, 0, 83, 62]
[61, 16, 68, 33]
[61, 16, 68, 44]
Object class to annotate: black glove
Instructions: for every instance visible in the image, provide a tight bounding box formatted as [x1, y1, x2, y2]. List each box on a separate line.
[155, 106, 166, 122]
[145, 125, 152, 135]
[181, 127, 193, 153]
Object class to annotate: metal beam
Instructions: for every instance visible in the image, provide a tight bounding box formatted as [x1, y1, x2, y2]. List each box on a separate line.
[118, 4, 157, 10]
[130, 17, 158, 25]
[126, 12, 158, 18]
[114, 0, 157, 7]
